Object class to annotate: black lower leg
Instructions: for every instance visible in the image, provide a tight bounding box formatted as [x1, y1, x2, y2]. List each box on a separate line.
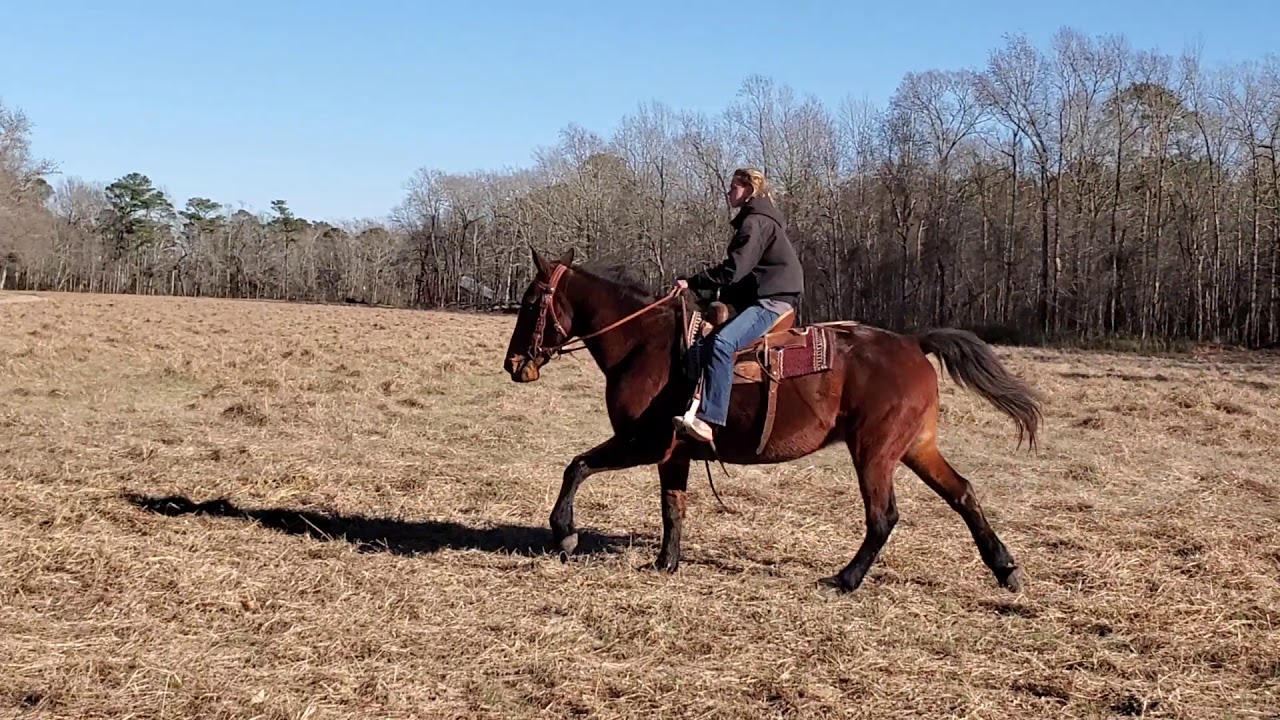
[952, 488, 1021, 590]
[549, 435, 663, 555]
[654, 458, 690, 572]
[549, 457, 588, 553]
[822, 461, 898, 592]
[906, 451, 1022, 591]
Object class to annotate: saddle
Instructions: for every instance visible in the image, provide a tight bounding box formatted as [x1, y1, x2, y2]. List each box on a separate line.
[681, 300, 838, 454]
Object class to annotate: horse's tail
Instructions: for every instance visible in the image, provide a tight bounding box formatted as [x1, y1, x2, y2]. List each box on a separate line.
[914, 328, 1044, 450]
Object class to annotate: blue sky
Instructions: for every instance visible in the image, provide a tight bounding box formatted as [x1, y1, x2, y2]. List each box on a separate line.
[1, 0, 1274, 222]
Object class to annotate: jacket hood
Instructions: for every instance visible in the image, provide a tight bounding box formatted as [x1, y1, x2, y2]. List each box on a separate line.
[732, 194, 786, 229]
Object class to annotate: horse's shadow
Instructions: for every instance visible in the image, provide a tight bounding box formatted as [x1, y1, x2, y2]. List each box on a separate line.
[122, 493, 641, 558]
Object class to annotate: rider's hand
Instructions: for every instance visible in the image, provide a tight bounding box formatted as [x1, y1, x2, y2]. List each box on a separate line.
[675, 279, 689, 290]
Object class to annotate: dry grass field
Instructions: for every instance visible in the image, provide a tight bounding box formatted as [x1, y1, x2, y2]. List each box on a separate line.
[2, 290, 1278, 719]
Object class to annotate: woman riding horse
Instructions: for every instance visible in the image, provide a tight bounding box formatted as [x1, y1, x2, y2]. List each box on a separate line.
[674, 167, 805, 443]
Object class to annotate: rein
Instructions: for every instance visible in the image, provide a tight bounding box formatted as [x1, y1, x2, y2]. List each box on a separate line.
[527, 265, 681, 361]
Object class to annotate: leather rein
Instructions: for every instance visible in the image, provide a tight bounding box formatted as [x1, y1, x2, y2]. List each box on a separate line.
[524, 264, 681, 362]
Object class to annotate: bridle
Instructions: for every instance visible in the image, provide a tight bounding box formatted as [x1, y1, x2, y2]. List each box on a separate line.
[523, 264, 572, 363]
[520, 264, 682, 365]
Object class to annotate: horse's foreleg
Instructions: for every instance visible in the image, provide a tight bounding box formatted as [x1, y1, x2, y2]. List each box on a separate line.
[653, 456, 691, 572]
[550, 435, 655, 555]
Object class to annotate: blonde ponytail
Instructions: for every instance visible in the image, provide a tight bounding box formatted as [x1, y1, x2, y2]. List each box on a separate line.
[731, 167, 770, 198]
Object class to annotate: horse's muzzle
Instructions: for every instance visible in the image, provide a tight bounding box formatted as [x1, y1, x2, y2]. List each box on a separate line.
[506, 354, 543, 383]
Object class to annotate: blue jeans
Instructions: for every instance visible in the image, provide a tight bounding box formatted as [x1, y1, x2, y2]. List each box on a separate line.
[696, 304, 780, 426]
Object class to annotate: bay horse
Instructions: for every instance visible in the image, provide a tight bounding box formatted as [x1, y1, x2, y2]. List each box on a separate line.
[502, 247, 1044, 593]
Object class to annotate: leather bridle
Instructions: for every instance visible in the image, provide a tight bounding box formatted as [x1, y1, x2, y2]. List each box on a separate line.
[519, 264, 682, 366]
[523, 264, 572, 364]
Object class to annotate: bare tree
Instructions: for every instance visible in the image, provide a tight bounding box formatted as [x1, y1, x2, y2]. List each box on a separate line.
[6, 28, 1280, 348]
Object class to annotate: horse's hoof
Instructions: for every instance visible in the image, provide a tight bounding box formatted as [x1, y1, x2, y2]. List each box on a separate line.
[999, 567, 1025, 593]
[647, 556, 678, 573]
[817, 575, 854, 594]
[557, 533, 579, 556]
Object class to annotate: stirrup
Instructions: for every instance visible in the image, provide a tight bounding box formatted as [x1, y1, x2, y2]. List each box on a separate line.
[673, 415, 714, 443]
[683, 377, 704, 418]
[674, 394, 705, 437]
[681, 393, 700, 419]
[674, 379, 712, 443]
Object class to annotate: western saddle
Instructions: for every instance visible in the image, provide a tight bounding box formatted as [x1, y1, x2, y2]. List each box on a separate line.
[681, 300, 837, 453]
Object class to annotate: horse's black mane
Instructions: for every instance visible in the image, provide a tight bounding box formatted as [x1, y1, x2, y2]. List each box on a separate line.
[576, 260, 658, 301]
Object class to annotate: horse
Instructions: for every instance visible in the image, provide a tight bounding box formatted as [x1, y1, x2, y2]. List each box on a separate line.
[502, 247, 1045, 593]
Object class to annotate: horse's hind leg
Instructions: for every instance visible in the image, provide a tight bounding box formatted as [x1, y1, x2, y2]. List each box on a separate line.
[902, 435, 1023, 592]
[819, 451, 900, 593]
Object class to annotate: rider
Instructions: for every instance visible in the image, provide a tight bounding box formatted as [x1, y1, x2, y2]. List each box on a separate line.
[674, 167, 804, 443]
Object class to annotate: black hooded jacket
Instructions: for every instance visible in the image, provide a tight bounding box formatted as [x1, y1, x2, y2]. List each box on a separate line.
[682, 194, 804, 307]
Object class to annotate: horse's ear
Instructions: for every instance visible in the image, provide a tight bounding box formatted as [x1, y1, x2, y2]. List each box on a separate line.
[530, 246, 552, 277]
[558, 247, 575, 267]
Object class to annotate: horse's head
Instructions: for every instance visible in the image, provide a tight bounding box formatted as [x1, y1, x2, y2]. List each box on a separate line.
[504, 246, 578, 383]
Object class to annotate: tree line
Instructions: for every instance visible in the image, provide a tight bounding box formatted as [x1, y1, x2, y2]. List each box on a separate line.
[2, 28, 1278, 348]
